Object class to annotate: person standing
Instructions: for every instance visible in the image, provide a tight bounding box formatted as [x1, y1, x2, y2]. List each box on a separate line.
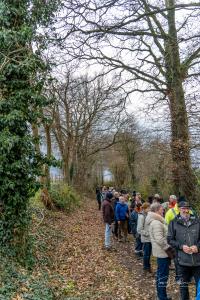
[168, 200, 200, 300]
[113, 192, 120, 239]
[138, 202, 152, 274]
[102, 192, 114, 250]
[165, 195, 179, 225]
[115, 196, 129, 242]
[149, 203, 172, 300]
[96, 187, 102, 210]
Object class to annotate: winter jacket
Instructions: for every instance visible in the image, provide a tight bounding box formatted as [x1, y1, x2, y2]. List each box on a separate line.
[149, 212, 169, 258]
[165, 203, 180, 225]
[130, 210, 138, 236]
[115, 202, 129, 221]
[165, 204, 194, 225]
[113, 198, 119, 221]
[102, 199, 114, 225]
[138, 212, 151, 243]
[167, 214, 200, 267]
[96, 191, 102, 202]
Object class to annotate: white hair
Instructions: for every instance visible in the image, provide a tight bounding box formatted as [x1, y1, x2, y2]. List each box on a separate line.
[150, 202, 162, 212]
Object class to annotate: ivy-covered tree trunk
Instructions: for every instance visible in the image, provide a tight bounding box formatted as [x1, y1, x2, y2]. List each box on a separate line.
[0, 0, 47, 254]
[165, 0, 197, 202]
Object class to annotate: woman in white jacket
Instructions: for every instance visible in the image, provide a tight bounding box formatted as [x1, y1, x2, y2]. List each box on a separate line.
[148, 203, 171, 300]
[137, 202, 152, 273]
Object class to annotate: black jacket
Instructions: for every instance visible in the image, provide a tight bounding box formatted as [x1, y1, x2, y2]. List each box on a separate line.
[167, 214, 200, 266]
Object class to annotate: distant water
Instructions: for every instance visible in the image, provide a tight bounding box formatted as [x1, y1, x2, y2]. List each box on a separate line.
[50, 167, 113, 181]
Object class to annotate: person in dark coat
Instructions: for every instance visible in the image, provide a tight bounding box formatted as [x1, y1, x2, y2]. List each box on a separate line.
[168, 200, 200, 300]
[96, 187, 102, 210]
[102, 192, 114, 250]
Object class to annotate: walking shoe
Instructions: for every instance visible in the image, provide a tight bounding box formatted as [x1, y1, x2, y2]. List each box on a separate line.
[103, 246, 117, 252]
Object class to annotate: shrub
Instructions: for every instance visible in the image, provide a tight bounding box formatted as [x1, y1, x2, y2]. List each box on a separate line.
[49, 184, 81, 212]
[29, 189, 45, 209]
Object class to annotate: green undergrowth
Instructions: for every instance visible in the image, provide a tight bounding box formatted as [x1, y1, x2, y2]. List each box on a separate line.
[0, 184, 82, 299]
[0, 193, 82, 299]
[49, 183, 81, 212]
[0, 211, 68, 300]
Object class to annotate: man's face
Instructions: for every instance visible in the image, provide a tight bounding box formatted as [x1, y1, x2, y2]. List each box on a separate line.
[180, 207, 190, 217]
[120, 196, 125, 203]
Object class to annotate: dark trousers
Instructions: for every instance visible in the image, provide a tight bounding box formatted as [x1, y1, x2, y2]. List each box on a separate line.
[179, 265, 200, 300]
[156, 257, 170, 300]
[97, 199, 101, 210]
[174, 256, 181, 281]
[135, 235, 143, 254]
[113, 220, 118, 237]
[143, 242, 152, 270]
[118, 220, 128, 240]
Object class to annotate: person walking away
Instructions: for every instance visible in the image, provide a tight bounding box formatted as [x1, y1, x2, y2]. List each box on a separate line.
[115, 196, 129, 242]
[149, 203, 172, 300]
[96, 187, 102, 210]
[138, 203, 152, 274]
[168, 200, 200, 300]
[102, 192, 114, 251]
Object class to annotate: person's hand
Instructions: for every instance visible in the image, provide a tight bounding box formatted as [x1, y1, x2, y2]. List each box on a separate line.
[190, 245, 198, 253]
[183, 245, 192, 254]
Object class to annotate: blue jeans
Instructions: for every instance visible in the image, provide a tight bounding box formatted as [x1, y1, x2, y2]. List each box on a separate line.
[156, 257, 170, 300]
[135, 235, 143, 254]
[105, 223, 111, 248]
[197, 279, 200, 300]
[143, 242, 152, 270]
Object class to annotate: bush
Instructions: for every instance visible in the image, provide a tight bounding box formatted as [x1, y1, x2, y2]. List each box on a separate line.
[49, 184, 81, 212]
[29, 189, 45, 209]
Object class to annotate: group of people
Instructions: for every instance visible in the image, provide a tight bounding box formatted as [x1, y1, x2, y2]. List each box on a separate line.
[97, 186, 200, 300]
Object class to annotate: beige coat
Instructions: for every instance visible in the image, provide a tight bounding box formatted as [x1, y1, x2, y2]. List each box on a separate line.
[149, 212, 169, 258]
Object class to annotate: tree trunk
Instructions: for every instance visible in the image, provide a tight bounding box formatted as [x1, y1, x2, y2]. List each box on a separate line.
[44, 124, 52, 188]
[165, 0, 197, 202]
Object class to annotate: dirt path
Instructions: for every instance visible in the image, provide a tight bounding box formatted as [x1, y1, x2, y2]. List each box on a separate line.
[42, 198, 194, 300]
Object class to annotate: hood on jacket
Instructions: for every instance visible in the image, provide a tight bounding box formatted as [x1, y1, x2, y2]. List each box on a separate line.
[146, 211, 165, 226]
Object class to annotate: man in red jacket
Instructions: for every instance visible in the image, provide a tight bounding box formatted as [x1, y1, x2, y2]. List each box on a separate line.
[102, 192, 114, 250]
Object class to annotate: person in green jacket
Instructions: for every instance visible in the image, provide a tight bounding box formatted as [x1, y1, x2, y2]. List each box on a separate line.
[165, 201, 179, 225]
[165, 195, 194, 225]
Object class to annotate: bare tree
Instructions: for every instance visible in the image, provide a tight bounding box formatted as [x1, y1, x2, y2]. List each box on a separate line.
[58, 0, 200, 202]
[44, 71, 125, 188]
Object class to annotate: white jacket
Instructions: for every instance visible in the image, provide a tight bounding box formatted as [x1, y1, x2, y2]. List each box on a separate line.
[148, 212, 169, 258]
